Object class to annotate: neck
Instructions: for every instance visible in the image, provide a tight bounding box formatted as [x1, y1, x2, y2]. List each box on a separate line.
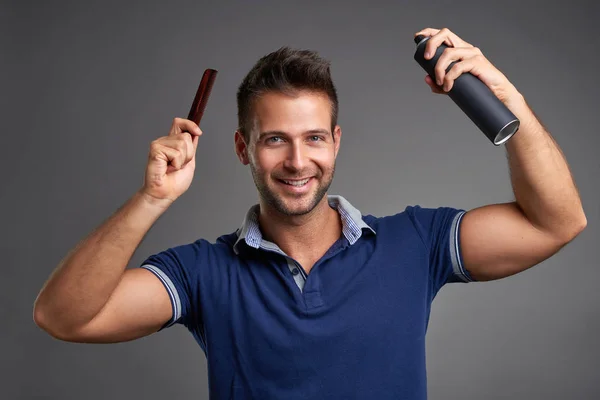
[258, 195, 342, 255]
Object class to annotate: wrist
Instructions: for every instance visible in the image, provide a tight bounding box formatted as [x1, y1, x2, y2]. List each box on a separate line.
[135, 190, 174, 212]
[504, 86, 527, 113]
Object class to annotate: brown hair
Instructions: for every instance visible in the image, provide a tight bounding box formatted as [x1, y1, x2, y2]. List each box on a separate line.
[236, 46, 339, 143]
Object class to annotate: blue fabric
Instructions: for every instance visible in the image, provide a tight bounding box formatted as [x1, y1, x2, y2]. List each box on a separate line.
[139, 197, 473, 399]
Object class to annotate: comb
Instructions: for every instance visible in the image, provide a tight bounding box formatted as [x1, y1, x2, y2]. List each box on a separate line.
[187, 68, 218, 125]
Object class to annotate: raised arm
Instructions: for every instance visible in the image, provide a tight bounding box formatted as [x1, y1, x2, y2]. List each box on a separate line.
[33, 118, 202, 342]
[415, 28, 587, 282]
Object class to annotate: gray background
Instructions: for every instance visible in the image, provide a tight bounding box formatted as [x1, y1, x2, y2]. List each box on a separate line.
[2, 0, 599, 399]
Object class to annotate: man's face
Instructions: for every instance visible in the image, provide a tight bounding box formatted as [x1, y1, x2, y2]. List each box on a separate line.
[236, 90, 341, 216]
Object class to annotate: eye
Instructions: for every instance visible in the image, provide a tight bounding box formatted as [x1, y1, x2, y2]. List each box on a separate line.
[266, 136, 284, 143]
[309, 135, 324, 142]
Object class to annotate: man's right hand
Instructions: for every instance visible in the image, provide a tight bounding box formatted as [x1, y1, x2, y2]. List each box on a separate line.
[141, 117, 202, 205]
[34, 117, 205, 343]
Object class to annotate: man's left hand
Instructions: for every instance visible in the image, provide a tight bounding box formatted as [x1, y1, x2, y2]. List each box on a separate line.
[414, 27, 524, 111]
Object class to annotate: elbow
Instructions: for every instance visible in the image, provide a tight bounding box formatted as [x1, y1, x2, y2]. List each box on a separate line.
[33, 300, 76, 342]
[573, 215, 588, 238]
[558, 214, 587, 243]
[33, 295, 49, 332]
[571, 212, 587, 238]
[33, 302, 59, 339]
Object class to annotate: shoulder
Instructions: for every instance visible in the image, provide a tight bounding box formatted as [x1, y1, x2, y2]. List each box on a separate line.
[149, 230, 240, 265]
[361, 205, 464, 241]
[367, 205, 463, 224]
[361, 205, 427, 228]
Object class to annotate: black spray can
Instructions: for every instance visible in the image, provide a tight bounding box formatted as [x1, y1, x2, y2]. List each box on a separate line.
[413, 35, 519, 145]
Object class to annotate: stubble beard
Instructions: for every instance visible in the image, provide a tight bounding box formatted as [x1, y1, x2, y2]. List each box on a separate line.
[250, 163, 335, 217]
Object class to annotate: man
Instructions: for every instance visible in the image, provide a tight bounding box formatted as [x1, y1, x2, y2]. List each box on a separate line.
[34, 27, 586, 399]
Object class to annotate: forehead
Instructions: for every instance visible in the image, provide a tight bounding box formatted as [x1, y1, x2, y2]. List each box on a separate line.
[251, 91, 332, 136]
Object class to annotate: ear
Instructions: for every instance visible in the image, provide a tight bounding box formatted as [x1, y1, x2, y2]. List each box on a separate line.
[333, 125, 342, 158]
[234, 130, 250, 165]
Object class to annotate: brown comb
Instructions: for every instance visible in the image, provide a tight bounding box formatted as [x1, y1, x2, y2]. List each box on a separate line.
[187, 68, 218, 125]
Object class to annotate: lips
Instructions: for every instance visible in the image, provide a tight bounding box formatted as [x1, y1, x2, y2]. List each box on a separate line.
[276, 176, 315, 190]
[280, 178, 310, 186]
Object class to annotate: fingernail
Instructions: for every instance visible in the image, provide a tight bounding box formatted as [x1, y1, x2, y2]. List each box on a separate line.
[425, 51, 431, 59]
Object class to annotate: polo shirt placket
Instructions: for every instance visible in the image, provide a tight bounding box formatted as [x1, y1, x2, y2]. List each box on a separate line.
[232, 196, 376, 309]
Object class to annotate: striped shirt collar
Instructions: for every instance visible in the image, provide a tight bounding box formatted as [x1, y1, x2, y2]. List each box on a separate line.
[233, 195, 376, 255]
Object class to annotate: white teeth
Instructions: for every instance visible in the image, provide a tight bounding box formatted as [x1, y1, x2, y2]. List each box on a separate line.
[283, 178, 310, 186]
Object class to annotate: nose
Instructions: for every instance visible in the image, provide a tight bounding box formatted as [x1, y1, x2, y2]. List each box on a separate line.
[282, 140, 307, 172]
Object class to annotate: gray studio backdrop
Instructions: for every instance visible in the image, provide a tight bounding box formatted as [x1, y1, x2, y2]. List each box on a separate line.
[2, 1, 599, 399]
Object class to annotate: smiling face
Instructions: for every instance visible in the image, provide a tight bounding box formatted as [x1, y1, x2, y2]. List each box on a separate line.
[235, 90, 341, 217]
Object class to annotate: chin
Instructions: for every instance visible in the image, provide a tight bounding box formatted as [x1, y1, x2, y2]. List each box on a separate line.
[265, 185, 324, 216]
[282, 201, 317, 216]
[273, 194, 318, 216]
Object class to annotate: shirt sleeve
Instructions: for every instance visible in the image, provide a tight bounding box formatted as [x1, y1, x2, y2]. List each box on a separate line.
[138, 241, 203, 331]
[405, 205, 475, 293]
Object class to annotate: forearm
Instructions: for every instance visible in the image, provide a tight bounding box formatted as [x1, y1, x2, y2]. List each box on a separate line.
[34, 190, 172, 333]
[505, 91, 587, 240]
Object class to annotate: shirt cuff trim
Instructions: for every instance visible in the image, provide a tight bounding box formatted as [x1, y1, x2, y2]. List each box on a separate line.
[140, 264, 182, 327]
[450, 211, 473, 282]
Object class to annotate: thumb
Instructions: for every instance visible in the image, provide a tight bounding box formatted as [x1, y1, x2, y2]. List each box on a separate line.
[192, 133, 200, 152]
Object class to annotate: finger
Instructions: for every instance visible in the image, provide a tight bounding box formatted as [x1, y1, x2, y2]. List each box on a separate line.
[157, 136, 190, 167]
[414, 27, 440, 38]
[180, 131, 195, 164]
[417, 28, 449, 60]
[415, 27, 472, 60]
[425, 75, 446, 94]
[168, 117, 202, 138]
[186, 132, 197, 161]
[184, 126, 202, 155]
[192, 133, 199, 152]
[434, 47, 482, 86]
[442, 56, 484, 92]
[150, 142, 186, 170]
[162, 144, 187, 170]
[172, 131, 198, 164]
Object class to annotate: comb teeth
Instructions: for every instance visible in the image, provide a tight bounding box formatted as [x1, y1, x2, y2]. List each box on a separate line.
[187, 68, 218, 125]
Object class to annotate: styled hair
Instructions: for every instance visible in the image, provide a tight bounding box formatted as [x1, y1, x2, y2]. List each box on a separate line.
[236, 46, 339, 143]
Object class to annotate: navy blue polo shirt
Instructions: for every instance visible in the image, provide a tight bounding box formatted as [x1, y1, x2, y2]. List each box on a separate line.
[139, 195, 474, 399]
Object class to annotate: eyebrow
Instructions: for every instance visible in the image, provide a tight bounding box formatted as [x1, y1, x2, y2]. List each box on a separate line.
[257, 129, 331, 141]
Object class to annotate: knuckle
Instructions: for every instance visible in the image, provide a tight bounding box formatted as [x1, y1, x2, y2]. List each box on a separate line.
[176, 139, 187, 152]
[149, 147, 161, 160]
[435, 62, 445, 74]
[439, 47, 450, 59]
[173, 148, 183, 160]
[182, 140, 192, 155]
